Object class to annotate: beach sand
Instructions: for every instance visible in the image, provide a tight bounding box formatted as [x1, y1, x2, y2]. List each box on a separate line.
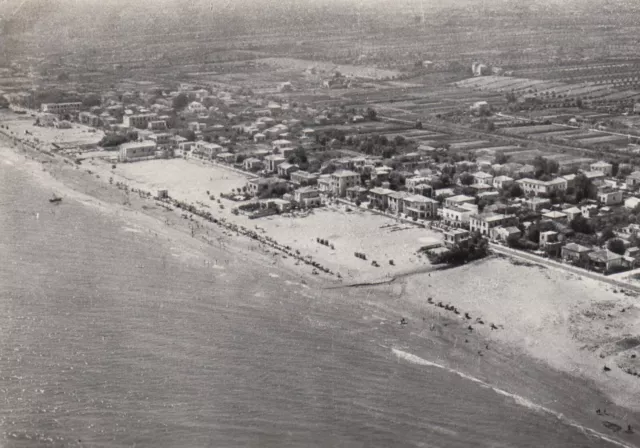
[84, 157, 441, 280]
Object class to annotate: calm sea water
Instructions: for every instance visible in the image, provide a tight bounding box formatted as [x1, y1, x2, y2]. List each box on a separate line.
[0, 158, 635, 447]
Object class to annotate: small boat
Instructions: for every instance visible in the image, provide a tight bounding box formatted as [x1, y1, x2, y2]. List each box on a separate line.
[49, 194, 62, 203]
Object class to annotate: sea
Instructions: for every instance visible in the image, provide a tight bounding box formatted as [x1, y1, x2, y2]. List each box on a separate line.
[0, 154, 636, 448]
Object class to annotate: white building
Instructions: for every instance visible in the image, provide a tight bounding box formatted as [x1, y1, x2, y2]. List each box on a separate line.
[118, 141, 157, 162]
[329, 170, 360, 197]
[123, 113, 158, 129]
[493, 175, 514, 190]
[516, 177, 568, 197]
[41, 102, 81, 115]
[590, 161, 613, 176]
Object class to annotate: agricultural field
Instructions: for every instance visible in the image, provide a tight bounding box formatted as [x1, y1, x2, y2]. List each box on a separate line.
[473, 145, 523, 156]
[501, 124, 565, 135]
[448, 140, 492, 150]
[574, 135, 630, 146]
[503, 149, 546, 163]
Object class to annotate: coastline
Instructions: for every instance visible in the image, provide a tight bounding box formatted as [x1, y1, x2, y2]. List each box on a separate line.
[2, 132, 640, 446]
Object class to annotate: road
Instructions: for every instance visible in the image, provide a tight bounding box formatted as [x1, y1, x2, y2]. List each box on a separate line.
[489, 242, 640, 293]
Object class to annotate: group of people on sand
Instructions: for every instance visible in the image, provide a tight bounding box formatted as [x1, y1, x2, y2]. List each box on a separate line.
[595, 408, 634, 433]
[423, 296, 500, 332]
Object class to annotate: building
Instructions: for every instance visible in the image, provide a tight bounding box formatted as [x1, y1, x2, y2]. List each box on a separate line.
[403, 195, 439, 220]
[590, 161, 613, 176]
[441, 204, 476, 228]
[246, 177, 287, 198]
[277, 162, 299, 178]
[41, 102, 81, 115]
[368, 187, 394, 210]
[625, 197, 640, 210]
[539, 230, 561, 254]
[470, 101, 490, 114]
[588, 249, 624, 272]
[290, 171, 319, 186]
[79, 111, 101, 127]
[294, 187, 321, 208]
[472, 171, 494, 186]
[493, 175, 514, 190]
[626, 171, 640, 188]
[192, 141, 224, 160]
[516, 177, 568, 197]
[583, 170, 606, 182]
[264, 154, 286, 173]
[444, 195, 475, 208]
[581, 204, 599, 218]
[123, 113, 158, 129]
[387, 191, 411, 215]
[317, 175, 332, 193]
[243, 157, 264, 172]
[597, 190, 623, 206]
[216, 152, 236, 164]
[346, 186, 369, 203]
[563, 206, 582, 221]
[406, 176, 431, 191]
[187, 101, 207, 113]
[492, 226, 521, 242]
[542, 210, 568, 223]
[176, 141, 195, 157]
[272, 139, 293, 152]
[442, 228, 470, 249]
[561, 243, 593, 263]
[469, 213, 515, 236]
[118, 141, 157, 162]
[329, 170, 360, 197]
[148, 132, 173, 150]
[147, 120, 167, 131]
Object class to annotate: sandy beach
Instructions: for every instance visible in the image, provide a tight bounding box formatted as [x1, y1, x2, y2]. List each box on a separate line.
[82, 156, 442, 281]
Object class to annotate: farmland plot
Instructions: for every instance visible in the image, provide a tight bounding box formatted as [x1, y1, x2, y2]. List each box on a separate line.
[575, 135, 631, 146]
[502, 124, 564, 135]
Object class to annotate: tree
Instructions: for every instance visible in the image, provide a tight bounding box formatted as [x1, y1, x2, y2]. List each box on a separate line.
[573, 173, 592, 202]
[82, 94, 101, 108]
[99, 133, 128, 148]
[288, 147, 308, 170]
[394, 135, 406, 146]
[172, 93, 189, 110]
[607, 238, 626, 255]
[527, 222, 541, 244]
[459, 172, 474, 186]
[599, 226, 615, 245]
[388, 172, 406, 190]
[508, 183, 523, 198]
[494, 151, 508, 164]
[571, 215, 594, 234]
[178, 129, 196, 141]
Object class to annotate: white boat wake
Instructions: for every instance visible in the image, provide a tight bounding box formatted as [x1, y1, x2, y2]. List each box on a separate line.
[392, 348, 636, 448]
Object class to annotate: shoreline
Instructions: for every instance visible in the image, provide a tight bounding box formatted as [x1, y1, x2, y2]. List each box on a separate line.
[2, 132, 640, 446]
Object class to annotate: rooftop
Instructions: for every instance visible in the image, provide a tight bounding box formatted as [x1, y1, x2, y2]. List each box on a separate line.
[564, 242, 592, 253]
[447, 194, 475, 203]
[331, 170, 359, 178]
[369, 187, 394, 195]
[405, 194, 438, 203]
[589, 249, 622, 262]
[472, 213, 507, 222]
